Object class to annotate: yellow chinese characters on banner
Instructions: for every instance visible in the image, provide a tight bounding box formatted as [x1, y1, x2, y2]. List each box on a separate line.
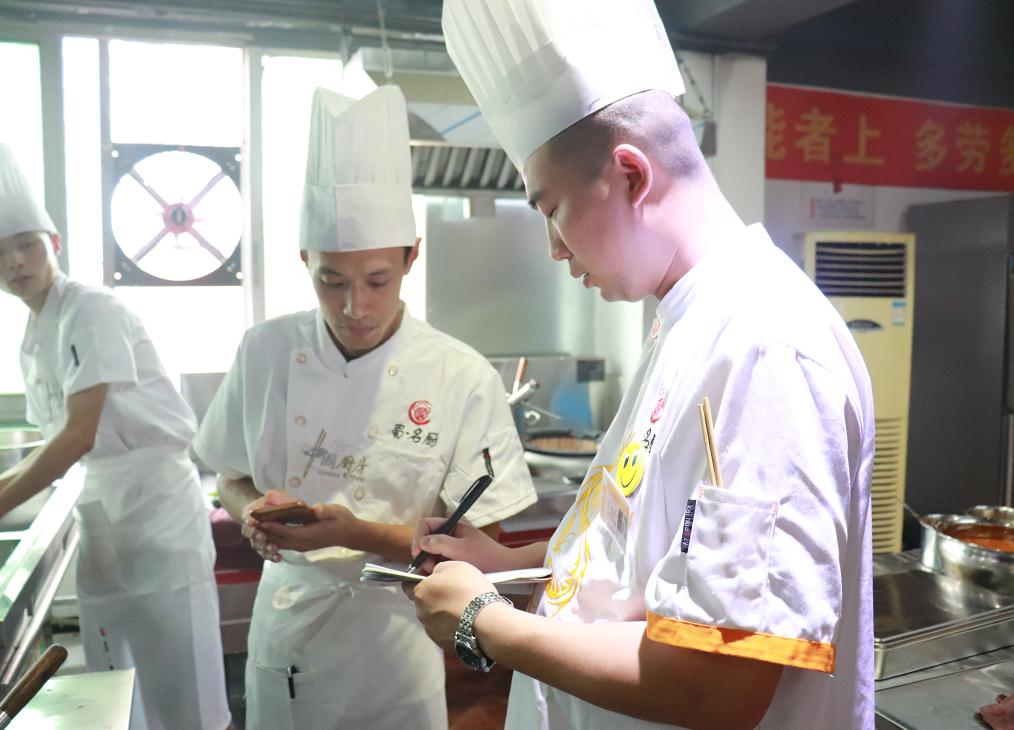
[766, 83, 1014, 191]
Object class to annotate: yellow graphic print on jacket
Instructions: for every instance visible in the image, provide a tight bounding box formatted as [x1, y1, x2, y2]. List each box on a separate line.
[543, 436, 636, 617]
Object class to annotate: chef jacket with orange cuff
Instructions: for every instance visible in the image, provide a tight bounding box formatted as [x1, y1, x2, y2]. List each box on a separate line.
[507, 224, 876, 730]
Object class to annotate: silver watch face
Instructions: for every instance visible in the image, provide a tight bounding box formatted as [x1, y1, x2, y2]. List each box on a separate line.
[454, 635, 490, 672]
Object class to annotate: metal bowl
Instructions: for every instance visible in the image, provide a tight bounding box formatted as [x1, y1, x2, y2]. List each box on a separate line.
[920, 514, 1014, 595]
[966, 505, 1014, 528]
[0, 427, 44, 472]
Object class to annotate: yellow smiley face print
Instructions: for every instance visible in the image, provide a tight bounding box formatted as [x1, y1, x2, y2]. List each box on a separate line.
[616, 441, 646, 496]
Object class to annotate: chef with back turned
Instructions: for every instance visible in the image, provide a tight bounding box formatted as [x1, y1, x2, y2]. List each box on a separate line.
[193, 84, 537, 729]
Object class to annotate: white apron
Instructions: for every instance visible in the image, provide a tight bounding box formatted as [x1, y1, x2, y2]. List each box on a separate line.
[243, 344, 446, 730]
[78, 446, 231, 730]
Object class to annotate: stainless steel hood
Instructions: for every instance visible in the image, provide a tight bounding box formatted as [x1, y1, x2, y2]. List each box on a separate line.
[410, 141, 524, 195]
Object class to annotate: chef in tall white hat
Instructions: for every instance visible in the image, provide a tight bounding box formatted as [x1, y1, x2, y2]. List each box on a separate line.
[0, 142, 232, 730]
[410, 1, 875, 728]
[194, 84, 537, 729]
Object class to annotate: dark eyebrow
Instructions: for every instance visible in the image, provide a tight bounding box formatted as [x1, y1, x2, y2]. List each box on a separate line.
[527, 189, 543, 211]
[319, 265, 393, 278]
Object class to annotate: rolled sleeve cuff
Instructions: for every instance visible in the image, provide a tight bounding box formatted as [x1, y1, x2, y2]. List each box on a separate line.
[646, 612, 836, 673]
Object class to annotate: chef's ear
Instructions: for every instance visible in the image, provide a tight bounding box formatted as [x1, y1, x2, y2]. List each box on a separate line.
[299, 249, 309, 266]
[403, 238, 421, 272]
[48, 233, 62, 257]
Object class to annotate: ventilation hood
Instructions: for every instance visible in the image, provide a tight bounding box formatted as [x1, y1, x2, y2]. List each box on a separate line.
[410, 142, 523, 195]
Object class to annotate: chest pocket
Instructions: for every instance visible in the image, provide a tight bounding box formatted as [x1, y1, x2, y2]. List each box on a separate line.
[364, 443, 446, 526]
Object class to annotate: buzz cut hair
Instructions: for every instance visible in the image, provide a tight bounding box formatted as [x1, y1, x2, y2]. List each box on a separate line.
[544, 89, 705, 184]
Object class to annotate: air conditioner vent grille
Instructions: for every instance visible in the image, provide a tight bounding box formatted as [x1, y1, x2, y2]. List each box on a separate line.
[814, 241, 906, 298]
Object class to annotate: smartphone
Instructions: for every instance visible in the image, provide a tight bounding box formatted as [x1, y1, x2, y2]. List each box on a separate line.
[249, 500, 317, 525]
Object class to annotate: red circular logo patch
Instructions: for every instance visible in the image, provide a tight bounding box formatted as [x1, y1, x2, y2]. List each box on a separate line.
[649, 390, 666, 424]
[408, 400, 432, 425]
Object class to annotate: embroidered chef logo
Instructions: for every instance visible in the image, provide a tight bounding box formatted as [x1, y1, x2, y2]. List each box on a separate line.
[408, 400, 432, 425]
[649, 389, 666, 424]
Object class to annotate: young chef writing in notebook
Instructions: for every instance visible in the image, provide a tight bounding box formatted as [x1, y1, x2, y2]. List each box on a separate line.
[194, 85, 536, 730]
[409, 1, 876, 728]
[0, 144, 231, 730]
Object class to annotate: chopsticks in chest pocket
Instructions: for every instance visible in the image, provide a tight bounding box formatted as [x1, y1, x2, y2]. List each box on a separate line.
[697, 397, 723, 488]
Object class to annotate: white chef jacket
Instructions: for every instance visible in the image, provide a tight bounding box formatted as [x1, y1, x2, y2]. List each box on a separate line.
[20, 272, 196, 455]
[194, 306, 537, 729]
[194, 307, 537, 562]
[18, 272, 230, 730]
[507, 224, 874, 729]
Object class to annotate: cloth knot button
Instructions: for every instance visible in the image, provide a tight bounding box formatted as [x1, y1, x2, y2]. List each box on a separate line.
[288, 476, 301, 487]
[296, 353, 307, 364]
[294, 416, 306, 426]
[388, 365, 398, 376]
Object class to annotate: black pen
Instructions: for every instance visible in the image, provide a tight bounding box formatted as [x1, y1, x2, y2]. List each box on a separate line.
[70, 345, 79, 367]
[407, 449, 495, 574]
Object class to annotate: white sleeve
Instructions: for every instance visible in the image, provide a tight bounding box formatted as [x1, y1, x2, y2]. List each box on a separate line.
[192, 337, 251, 480]
[645, 342, 862, 674]
[438, 371, 537, 527]
[60, 295, 138, 396]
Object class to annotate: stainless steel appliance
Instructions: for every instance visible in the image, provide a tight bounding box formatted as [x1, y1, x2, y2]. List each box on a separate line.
[905, 195, 1014, 518]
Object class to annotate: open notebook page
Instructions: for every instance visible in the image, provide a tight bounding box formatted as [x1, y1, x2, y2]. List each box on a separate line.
[361, 563, 551, 586]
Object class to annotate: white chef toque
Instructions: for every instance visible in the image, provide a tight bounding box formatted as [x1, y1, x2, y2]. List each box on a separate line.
[300, 85, 416, 252]
[0, 143, 57, 240]
[442, 0, 685, 169]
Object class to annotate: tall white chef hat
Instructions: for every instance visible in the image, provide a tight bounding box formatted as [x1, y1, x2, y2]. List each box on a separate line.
[442, 0, 685, 169]
[0, 143, 57, 241]
[299, 85, 416, 252]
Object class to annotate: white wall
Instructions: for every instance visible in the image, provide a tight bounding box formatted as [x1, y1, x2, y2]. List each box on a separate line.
[765, 179, 1002, 265]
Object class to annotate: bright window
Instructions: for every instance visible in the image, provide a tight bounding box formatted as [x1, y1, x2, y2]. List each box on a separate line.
[0, 41, 43, 395]
[63, 36, 102, 287]
[260, 55, 427, 322]
[107, 40, 245, 380]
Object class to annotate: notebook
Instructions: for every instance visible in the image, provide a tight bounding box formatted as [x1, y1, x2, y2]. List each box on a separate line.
[361, 563, 552, 586]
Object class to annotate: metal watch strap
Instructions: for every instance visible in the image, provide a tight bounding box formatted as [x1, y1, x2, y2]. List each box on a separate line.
[457, 591, 512, 640]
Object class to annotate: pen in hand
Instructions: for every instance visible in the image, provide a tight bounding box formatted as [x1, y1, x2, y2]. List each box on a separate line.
[407, 449, 495, 574]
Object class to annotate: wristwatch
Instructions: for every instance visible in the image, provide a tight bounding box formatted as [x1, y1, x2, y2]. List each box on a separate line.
[454, 591, 512, 672]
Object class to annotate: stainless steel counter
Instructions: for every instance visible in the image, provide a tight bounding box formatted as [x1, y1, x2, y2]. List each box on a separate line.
[8, 669, 134, 729]
[874, 550, 1014, 729]
[499, 478, 577, 544]
[0, 466, 83, 682]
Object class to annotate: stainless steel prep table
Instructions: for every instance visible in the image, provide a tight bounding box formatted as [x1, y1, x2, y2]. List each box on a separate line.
[874, 551, 1014, 729]
[8, 668, 134, 729]
[0, 465, 83, 682]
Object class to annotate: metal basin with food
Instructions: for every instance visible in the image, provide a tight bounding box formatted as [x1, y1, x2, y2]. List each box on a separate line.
[967, 505, 1014, 528]
[523, 430, 599, 484]
[920, 514, 1014, 595]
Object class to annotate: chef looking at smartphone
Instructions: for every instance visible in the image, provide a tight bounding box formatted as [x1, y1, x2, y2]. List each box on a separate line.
[193, 86, 537, 730]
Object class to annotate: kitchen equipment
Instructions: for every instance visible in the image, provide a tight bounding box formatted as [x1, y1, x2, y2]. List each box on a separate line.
[873, 567, 1014, 679]
[920, 514, 1014, 595]
[907, 196, 1014, 515]
[0, 429, 43, 473]
[876, 649, 1014, 730]
[0, 644, 67, 729]
[511, 357, 528, 396]
[969, 505, 1014, 527]
[523, 429, 598, 484]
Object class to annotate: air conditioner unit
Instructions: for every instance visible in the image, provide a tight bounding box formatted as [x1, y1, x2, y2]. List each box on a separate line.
[804, 232, 916, 554]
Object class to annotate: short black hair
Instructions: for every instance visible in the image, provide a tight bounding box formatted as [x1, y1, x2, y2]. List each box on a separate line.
[544, 89, 705, 183]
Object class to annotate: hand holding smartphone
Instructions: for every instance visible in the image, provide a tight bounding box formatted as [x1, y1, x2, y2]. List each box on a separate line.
[249, 500, 318, 525]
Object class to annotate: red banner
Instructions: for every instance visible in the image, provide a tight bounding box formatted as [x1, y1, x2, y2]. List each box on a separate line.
[766, 83, 1014, 191]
